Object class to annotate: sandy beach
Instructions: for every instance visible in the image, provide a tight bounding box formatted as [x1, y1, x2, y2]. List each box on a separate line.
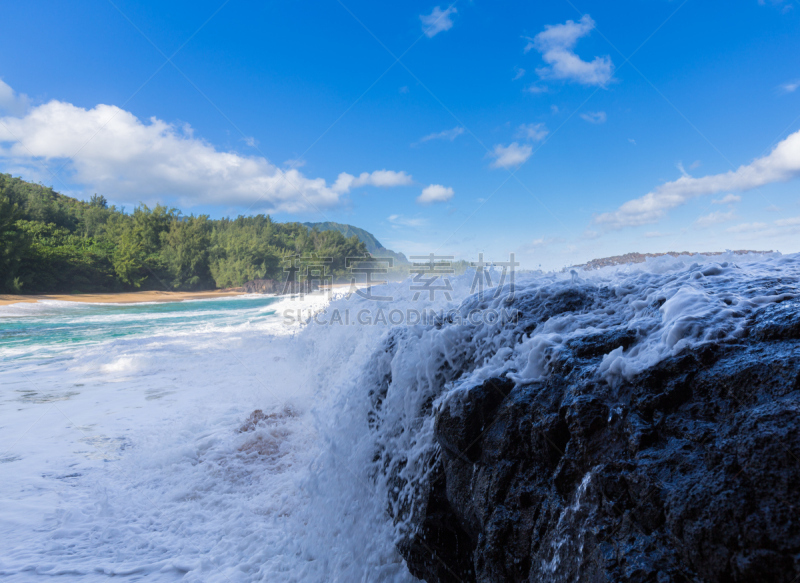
[0, 282, 369, 307]
[0, 289, 246, 307]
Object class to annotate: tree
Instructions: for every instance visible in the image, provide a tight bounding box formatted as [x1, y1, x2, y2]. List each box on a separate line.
[160, 215, 212, 290]
[112, 228, 147, 287]
[89, 194, 108, 209]
[0, 175, 384, 293]
[0, 195, 31, 292]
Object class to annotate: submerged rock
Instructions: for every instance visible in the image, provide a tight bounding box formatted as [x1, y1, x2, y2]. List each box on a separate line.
[370, 261, 800, 582]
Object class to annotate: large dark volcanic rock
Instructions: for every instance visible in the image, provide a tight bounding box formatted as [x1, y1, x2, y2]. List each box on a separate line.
[398, 296, 800, 582]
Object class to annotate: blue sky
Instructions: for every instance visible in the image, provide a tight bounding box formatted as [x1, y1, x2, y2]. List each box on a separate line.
[1, 0, 799, 269]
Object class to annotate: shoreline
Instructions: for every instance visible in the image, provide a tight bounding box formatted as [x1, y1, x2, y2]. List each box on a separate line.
[0, 289, 247, 307]
[0, 282, 364, 307]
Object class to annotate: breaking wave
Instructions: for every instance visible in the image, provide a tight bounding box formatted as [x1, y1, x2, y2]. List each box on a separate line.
[0, 252, 795, 581]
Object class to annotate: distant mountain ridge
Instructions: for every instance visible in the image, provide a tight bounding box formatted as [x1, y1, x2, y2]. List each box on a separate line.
[574, 250, 772, 270]
[303, 221, 408, 264]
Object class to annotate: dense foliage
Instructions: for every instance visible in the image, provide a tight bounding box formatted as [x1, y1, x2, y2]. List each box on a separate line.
[0, 174, 369, 294]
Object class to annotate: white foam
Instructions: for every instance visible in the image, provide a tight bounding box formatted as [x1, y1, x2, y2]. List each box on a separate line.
[1, 253, 797, 581]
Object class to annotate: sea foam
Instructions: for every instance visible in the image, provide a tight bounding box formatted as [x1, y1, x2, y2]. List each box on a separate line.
[0, 252, 793, 581]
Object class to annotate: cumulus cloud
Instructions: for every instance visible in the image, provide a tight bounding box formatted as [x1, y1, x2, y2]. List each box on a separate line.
[594, 128, 800, 229]
[0, 79, 29, 116]
[489, 142, 532, 169]
[417, 184, 454, 204]
[420, 6, 457, 38]
[525, 15, 614, 86]
[332, 169, 413, 193]
[712, 194, 741, 205]
[513, 67, 526, 81]
[580, 111, 607, 124]
[0, 97, 410, 213]
[417, 126, 464, 144]
[516, 122, 549, 142]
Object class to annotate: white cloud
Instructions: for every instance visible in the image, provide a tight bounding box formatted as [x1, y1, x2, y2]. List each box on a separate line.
[775, 215, 800, 227]
[722, 215, 800, 240]
[332, 169, 413, 193]
[580, 111, 607, 124]
[727, 222, 768, 234]
[0, 97, 410, 213]
[628, 138, 637, 146]
[489, 142, 532, 169]
[516, 123, 549, 142]
[695, 210, 735, 227]
[388, 214, 427, 228]
[420, 6, 457, 38]
[526, 15, 614, 87]
[780, 80, 800, 94]
[0, 79, 29, 116]
[698, 212, 800, 244]
[712, 194, 741, 205]
[717, 214, 800, 242]
[417, 126, 464, 143]
[283, 157, 306, 168]
[594, 128, 800, 229]
[512, 67, 525, 81]
[524, 85, 549, 94]
[417, 184, 454, 204]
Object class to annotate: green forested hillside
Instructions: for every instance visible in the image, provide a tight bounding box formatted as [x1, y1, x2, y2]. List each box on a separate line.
[0, 174, 371, 294]
[303, 221, 383, 252]
[303, 221, 409, 264]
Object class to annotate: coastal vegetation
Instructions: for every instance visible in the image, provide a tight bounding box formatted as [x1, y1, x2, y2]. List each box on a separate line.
[0, 174, 373, 294]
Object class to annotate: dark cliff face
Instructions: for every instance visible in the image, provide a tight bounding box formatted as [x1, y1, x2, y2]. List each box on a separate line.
[367, 264, 800, 583]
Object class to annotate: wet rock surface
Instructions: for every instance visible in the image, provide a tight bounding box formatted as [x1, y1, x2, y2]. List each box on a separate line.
[399, 296, 800, 582]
